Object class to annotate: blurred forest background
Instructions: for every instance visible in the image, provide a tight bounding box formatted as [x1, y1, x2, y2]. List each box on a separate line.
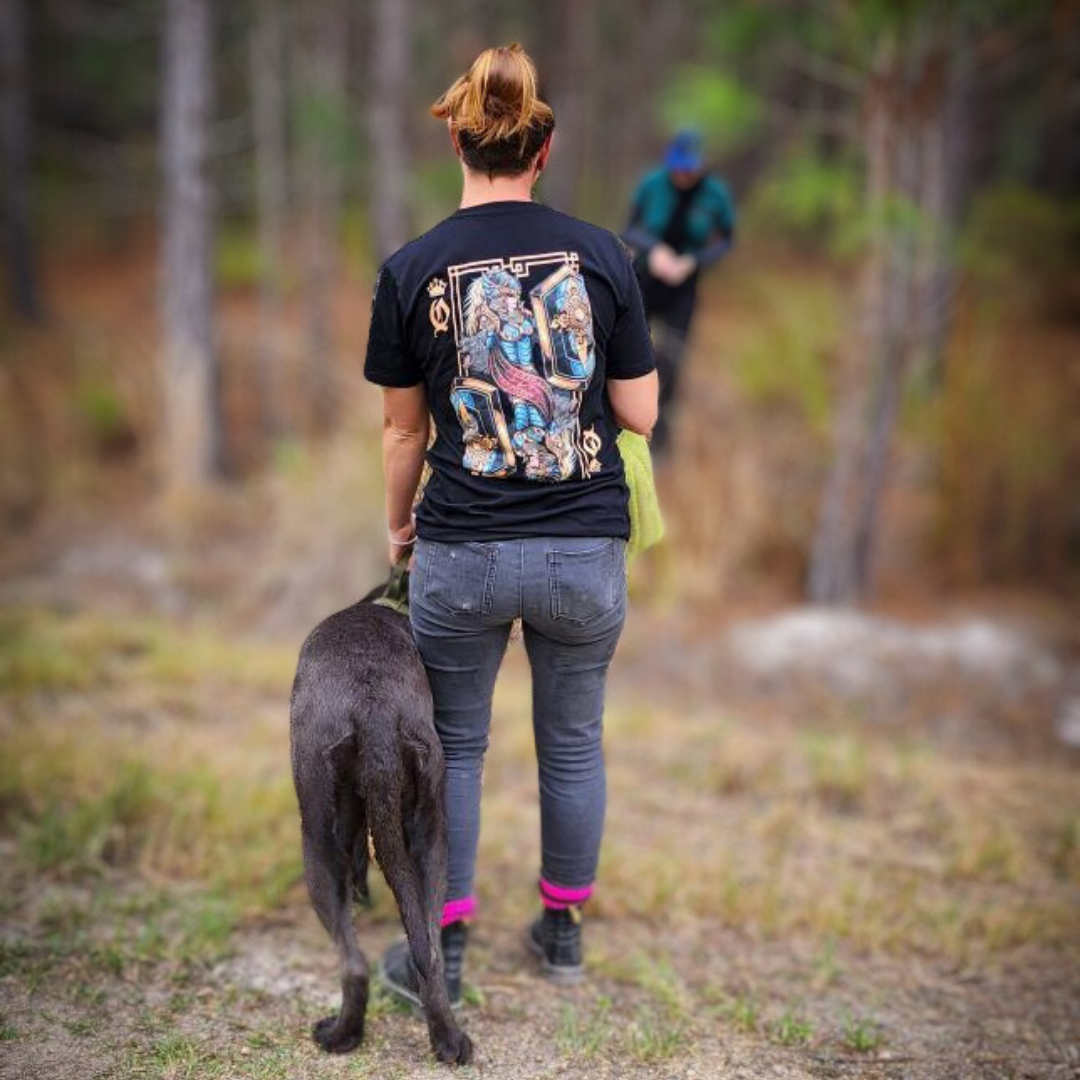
[2, 2, 1079, 1079]
[1, 0, 1077, 607]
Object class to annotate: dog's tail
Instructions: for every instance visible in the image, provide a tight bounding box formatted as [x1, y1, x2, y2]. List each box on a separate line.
[404, 724, 445, 806]
[362, 714, 447, 904]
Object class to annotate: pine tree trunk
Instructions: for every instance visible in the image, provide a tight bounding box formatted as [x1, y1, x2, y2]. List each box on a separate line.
[807, 16, 965, 604]
[296, 0, 347, 431]
[910, 22, 971, 383]
[1, 0, 41, 320]
[543, 0, 596, 214]
[370, 0, 410, 261]
[250, 0, 288, 440]
[160, 0, 221, 487]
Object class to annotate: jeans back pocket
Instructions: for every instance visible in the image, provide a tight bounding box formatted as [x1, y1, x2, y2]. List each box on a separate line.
[548, 540, 620, 625]
[422, 541, 497, 617]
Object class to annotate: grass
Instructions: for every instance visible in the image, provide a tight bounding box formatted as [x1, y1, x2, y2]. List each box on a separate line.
[840, 1011, 886, 1053]
[625, 1004, 692, 1063]
[0, 611, 304, 914]
[581, 953, 694, 1062]
[556, 996, 612, 1058]
[801, 731, 869, 813]
[711, 991, 761, 1033]
[769, 1008, 814, 1046]
[0, 607, 295, 700]
[2, 605, 1078, 1076]
[141, 1032, 218, 1079]
[11, 639, 1069, 970]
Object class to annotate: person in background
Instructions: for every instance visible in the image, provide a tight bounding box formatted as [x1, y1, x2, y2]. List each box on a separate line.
[623, 131, 735, 456]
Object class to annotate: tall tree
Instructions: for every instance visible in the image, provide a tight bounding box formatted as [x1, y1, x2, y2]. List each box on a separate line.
[541, 0, 596, 214]
[160, 0, 222, 485]
[370, 0, 411, 261]
[295, 0, 347, 431]
[250, 0, 288, 440]
[1, 0, 41, 319]
[807, 8, 974, 603]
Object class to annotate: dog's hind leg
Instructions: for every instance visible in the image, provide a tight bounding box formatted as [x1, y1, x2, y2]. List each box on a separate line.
[296, 744, 368, 1054]
[408, 743, 474, 1067]
[371, 798, 473, 1066]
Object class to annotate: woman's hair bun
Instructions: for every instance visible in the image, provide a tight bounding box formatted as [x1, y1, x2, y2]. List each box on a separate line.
[432, 43, 554, 152]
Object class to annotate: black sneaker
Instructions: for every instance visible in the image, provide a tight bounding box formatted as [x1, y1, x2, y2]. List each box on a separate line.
[527, 906, 585, 984]
[380, 921, 467, 1011]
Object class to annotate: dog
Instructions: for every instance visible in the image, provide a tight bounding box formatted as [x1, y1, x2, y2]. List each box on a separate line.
[289, 574, 473, 1066]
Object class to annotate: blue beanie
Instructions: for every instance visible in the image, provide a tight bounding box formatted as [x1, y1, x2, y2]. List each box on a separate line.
[664, 131, 703, 171]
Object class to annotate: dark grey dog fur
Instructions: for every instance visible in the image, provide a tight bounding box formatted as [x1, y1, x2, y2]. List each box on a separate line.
[289, 589, 473, 1065]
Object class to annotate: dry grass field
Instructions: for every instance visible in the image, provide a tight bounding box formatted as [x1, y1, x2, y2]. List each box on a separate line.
[1, 559, 1077, 1078]
[1, 244, 1077, 1078]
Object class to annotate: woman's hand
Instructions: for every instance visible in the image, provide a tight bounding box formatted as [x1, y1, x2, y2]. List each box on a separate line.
[388, 519, 417, 568]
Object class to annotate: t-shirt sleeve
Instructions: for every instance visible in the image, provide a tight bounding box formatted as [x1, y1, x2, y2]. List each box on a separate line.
[364, 265, 423, 388]
[606, 242, 656, 380]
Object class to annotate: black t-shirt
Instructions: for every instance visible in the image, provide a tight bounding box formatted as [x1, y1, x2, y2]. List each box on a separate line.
[364, 200, 655, 542]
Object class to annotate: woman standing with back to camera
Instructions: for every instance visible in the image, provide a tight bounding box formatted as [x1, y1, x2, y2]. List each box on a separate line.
[364, 44, 658, 1007]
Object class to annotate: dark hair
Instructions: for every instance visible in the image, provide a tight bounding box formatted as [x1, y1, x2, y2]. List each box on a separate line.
[431, 43, 555, 178]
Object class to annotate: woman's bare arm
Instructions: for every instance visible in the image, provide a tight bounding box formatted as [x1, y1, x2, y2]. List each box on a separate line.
[607, 371, 659, 438]
[382, 384, 430, 563]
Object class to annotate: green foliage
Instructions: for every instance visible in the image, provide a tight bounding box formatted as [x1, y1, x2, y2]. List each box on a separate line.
[412, 158, 466, 235]
[960, 185, 1079, 310]
[703, 4, 783, 59]
[658, 67, 765, 155]
[74, 376, 130, 448]
[748, 146, 863, 254]
[728, 277, 838, 433]
[341, 205, 375, 273]
[292, 90, 357, 173]
[216, 225, 263, 290]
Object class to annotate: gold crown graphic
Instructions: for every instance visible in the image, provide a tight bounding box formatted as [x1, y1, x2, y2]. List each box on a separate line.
[427, 277, 447, 298]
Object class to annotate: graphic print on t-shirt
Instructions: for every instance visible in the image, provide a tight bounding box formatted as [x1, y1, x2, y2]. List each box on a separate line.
[435, 251, 600, 482]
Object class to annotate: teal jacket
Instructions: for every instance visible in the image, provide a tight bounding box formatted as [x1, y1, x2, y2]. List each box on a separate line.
[625, 168, 736, 268]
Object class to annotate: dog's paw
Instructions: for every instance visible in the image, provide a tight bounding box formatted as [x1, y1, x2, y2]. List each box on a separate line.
[312, 1014, 364, 1054]
[434, 1029, 474, 1067]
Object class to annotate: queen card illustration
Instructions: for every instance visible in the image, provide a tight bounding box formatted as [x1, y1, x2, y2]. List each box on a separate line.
[438, 252, 600, 482]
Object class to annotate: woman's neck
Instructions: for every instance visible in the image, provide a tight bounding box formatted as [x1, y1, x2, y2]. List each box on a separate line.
[459, 167, 536, 209]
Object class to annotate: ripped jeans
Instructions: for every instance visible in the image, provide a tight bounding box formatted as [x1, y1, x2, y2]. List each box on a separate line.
[409, 535, 627, 921]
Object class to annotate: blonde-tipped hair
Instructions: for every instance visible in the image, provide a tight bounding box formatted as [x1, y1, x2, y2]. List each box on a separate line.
[432, 43, 554, 174]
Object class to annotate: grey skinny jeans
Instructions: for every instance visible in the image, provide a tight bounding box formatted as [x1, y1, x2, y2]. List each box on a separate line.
[409, 535, 627, 915]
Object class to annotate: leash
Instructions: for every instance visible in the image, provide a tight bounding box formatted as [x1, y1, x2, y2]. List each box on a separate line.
[372, 557, 411, 614]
